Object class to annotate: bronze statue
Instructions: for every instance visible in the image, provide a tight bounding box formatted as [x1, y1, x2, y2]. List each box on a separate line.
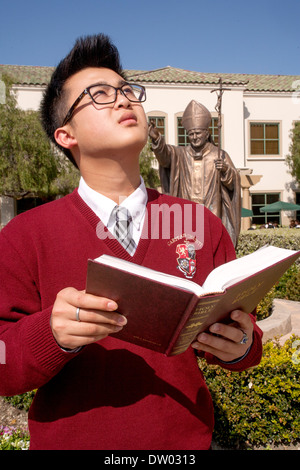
[148, 100, 241, 247]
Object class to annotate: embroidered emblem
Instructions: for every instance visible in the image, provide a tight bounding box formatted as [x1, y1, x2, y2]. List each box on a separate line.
[176, 243, 196, 279]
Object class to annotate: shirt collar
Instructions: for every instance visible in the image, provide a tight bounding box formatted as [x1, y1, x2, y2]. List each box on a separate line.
[78, 176, 148, 230]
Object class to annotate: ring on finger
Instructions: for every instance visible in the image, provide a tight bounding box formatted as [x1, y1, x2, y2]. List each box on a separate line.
[238, 328, 248, 344]
[76, 307, 81, 322]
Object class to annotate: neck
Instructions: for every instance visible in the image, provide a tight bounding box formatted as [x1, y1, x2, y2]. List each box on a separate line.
[79, 156, 141, 203]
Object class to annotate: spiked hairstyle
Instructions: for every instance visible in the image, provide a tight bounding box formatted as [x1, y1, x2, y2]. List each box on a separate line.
[40, 34, 125, 167]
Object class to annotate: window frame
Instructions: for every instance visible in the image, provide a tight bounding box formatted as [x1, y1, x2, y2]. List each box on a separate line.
[248, 121, 281, 158]
[251, 192, 281, 225]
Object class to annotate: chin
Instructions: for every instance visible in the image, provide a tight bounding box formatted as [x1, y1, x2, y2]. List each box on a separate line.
[126, 131, 148, 152]
[113, 139, 147, 158]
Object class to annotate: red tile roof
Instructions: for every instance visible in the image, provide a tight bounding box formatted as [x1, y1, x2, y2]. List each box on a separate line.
[1, 64, 299, 92]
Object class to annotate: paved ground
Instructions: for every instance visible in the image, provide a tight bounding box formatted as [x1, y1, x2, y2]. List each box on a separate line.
[277, 300, 300, 344]
[0, 397, 28, 429]
[257, 299, 300, 344]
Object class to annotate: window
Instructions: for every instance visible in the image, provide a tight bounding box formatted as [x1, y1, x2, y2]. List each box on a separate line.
[177, 117, 189, 146]
[148, 116, 165, 137]
[177, 117, 220, 146]
[250, 122, 280, 155]
[251, 193, 281, 225]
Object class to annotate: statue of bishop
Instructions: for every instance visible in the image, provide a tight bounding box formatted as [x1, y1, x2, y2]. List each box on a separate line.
[148, 100, 241, 247]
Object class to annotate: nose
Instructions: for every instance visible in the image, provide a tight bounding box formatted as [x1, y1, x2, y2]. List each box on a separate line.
[114, 88, 131, 108]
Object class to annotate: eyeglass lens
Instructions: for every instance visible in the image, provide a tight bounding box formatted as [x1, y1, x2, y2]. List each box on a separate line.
[89, 84, 145, 104]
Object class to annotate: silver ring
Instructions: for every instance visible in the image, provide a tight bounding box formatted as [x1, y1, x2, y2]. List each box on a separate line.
[238, 329, 248, 344]
[76, 307, 81, 322]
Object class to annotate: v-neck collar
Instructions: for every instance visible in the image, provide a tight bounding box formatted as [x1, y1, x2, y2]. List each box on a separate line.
[71, 187, 160, 265]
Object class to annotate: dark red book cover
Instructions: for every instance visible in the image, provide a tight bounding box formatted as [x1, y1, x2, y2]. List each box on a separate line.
[86, 249, 299, 356]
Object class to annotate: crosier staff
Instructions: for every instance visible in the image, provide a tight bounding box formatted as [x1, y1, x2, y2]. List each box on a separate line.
[211, 78, 231, 213]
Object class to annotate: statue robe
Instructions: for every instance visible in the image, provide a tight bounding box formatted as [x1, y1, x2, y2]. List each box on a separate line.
[151, 136, 241, 247]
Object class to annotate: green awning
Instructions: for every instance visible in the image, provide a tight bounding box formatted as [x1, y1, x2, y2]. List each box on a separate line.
[241, 207, 253, 217]
[260, 201, 300, 213]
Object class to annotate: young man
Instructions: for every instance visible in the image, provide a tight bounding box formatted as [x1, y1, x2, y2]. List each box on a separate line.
[0, 34, 262, 450]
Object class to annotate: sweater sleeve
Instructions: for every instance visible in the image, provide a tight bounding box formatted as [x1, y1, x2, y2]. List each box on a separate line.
[0, 226, 78, 396]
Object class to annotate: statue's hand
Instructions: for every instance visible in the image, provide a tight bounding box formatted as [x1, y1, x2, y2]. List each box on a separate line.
[215, 158, 228, 172]
[148, 120, 161, 142]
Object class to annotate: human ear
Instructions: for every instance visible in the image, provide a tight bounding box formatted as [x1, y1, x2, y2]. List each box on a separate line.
[54, 127, 77, 150]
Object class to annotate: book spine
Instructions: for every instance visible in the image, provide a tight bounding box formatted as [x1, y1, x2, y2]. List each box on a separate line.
[166, 296, 221, 356]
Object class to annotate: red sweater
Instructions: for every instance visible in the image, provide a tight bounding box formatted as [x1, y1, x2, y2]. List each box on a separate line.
[0, 189, 262, 450]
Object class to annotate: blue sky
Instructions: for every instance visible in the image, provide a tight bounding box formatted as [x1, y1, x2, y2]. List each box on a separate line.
[1, 0, 299, 76]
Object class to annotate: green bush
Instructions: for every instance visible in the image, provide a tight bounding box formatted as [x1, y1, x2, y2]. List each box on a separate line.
[199, 336, 300, 449]
[4, 390, 35, 412]
[236, 228, 300, 257]
[255, 264, 300, 320]
[285, 269, 300, 301]
[237, 230, 300, 320]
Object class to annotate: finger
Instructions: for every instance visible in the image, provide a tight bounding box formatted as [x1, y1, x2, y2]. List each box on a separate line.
[194, 331, 242, 353]
[191, 310, 253, 361]
[208, 310, 253, 346]
[191, 332, 247, 362]
[230, 310, 253, 332]
[74, 307, 127, 327]
[64, 317, 125, 337]
[209, 322, 246, 344]
[54, 320, 125, 350]
[58, 287, 118, 315]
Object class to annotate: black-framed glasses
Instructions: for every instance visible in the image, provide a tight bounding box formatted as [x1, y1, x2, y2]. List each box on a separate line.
[61, 82, 146, 126]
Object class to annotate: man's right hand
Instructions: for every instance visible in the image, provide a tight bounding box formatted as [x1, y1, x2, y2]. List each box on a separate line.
[148, 120, 161, 142]
[50, 287, 127, 350]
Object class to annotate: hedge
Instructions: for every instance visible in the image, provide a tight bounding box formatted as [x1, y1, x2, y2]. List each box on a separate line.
[199, 336, 300, 449]
[236, 228, 300, 257]
[237, 229, 300, 320]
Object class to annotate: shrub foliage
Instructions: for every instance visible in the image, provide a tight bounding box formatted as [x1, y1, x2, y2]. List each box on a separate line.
[237, 229, 300, 320]
[199, 336, 300, 448]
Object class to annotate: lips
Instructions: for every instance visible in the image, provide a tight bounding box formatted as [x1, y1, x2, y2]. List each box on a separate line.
[118, 112, 137, 125]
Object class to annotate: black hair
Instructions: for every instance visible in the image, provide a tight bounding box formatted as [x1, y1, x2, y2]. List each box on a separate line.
[40, 33, 124, 167]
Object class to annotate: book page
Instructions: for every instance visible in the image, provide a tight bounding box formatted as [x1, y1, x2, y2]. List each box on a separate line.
[94, 254, 205, 296]
[202, 245, 299, 293]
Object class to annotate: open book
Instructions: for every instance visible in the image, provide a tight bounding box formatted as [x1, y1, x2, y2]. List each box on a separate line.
[86, 245, 299, 356]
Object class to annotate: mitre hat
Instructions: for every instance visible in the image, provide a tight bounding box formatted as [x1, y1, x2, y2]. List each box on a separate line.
[181, 100, 211, 131]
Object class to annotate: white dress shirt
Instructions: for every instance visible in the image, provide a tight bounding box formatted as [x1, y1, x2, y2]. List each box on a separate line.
[78, 176, 148, 254]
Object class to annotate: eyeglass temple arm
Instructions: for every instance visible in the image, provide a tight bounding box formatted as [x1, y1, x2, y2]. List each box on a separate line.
[62, 89, 88, 126]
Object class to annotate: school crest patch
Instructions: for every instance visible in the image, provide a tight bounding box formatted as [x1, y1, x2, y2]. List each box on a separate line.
[176, 243, 196, 279]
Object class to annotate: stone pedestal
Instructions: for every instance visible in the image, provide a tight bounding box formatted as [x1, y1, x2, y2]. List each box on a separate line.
[239, 169, 262, 230]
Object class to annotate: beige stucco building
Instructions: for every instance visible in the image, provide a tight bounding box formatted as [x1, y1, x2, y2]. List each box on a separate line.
[1, 64, 300, 228]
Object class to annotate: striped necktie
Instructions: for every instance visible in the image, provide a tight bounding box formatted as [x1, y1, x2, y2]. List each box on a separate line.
[112, 205, 137, 255]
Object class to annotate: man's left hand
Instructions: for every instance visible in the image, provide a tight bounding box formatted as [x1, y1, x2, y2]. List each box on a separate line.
[191, 310, 253, 362]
